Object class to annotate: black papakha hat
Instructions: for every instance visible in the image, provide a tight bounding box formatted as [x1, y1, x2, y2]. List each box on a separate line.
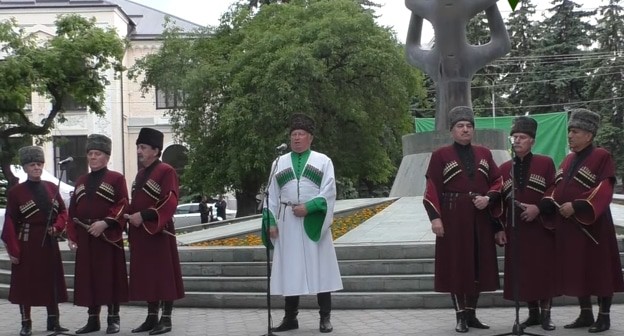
[86, 134, 112, 155]
[510, 116, 538, 138]
[448, 106, 475, 130]
[290, 113, 315, 135]
[136, 127, 164, 150]
[568, 108, 600, 135]
[19, 146, 45, 166]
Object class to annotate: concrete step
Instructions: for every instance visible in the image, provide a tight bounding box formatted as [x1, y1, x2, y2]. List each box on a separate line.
[2, 240, 624, 309]
[177, 259, 436, 277]
[1, 281, 624, 309]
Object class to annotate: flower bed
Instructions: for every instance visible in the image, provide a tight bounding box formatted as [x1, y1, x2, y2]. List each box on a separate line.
[190, 200, 394, 247]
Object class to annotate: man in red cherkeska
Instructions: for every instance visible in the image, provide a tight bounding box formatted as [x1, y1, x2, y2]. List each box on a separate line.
[542, 108, 624, 333]
[1, 146, 69, 336]
[125, 127, 184, 335]
[497, 116, 557, 331]
[423, 106, 503, 333]
[66, 134, 129, 334]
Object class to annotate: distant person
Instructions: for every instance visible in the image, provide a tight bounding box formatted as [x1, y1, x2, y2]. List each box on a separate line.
[498, 117, 557, 331]
[198, 196, 211, 223]
[215, 195, 227, 220]
[66, 134, 129, 334]
[1, 146, 69, 336]
[263, 113, 342, 333]
[542, 108, 624, 333]
[422, 106, 503, 333]
[124, 127, 185, 335]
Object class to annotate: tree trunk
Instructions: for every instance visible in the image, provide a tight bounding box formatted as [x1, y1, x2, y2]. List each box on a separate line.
[236, 189, 262, 217]
[1, 161, 18, 189]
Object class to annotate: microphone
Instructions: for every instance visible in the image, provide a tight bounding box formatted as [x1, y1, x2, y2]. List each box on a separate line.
[275, 143, 288, 152]
[58, 157, 74, 165]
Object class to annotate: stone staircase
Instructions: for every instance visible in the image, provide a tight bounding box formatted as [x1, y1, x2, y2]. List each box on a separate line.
[1, 241, 623, 309]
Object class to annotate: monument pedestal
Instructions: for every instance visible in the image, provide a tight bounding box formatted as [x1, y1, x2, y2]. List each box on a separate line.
[390, 129, 511, 197]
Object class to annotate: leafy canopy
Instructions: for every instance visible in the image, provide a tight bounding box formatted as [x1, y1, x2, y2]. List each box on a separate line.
[131, 0, 423, 215]
[0, 14, 126, 188]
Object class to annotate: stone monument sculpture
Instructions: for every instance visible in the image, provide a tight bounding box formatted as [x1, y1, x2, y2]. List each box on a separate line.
[405, 0, 511, 130]
[390, 0, 511, 197]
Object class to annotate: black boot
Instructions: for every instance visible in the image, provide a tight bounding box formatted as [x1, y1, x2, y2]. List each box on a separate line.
[106, 303, 121, 334]
[106, 315, 121, 334]
[564, 309, 594, 328]
[76, 315, 101, 334]
[132, 302, 160, 333]
[47, 315, 69, 332]
[272, 296, 299, 332]
[132, 315, 158, 333]
[318, 292, 333, 333]
[149, 316, 172, 335]
[540, 309, 556, 331]
[20, 320, 32, 336]
[589, 313, 610, 333]
[520, 302, 540, 329]
[319, 314, 333, 333]
[465, 308, 490, 329]
[149, 301, 173, 335]
[589, 296, 612, 333]
[455, 311, 468, 333]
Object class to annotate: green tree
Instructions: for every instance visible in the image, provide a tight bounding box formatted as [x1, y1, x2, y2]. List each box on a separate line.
[586, 0, 624, 180]
[248, 0, 379, 8]
[518, 0, 594, 113]
[131, 0, 423, 216]
[465, 12, 513, 117]
[500, 0, 543, 114]
[0, 15, 125, 190]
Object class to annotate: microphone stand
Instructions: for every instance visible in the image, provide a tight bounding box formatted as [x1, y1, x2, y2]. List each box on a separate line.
[42, 163, 74, 336]
[259, 148, 285, 336]
[494, 140, 543, 336]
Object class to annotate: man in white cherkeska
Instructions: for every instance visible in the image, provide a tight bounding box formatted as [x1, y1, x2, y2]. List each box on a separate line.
[262, 113, 343, 334]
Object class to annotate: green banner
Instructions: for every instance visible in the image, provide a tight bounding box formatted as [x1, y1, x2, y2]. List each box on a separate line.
[415, 112, 569, 166]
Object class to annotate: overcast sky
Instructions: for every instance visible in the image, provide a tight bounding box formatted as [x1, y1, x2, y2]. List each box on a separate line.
[131, 0, 600, 43]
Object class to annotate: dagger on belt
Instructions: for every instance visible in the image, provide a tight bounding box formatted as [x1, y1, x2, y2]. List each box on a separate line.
[550, 200, 599, 245]
[72, 218, 124, 250]
[122, 214, 177, 239]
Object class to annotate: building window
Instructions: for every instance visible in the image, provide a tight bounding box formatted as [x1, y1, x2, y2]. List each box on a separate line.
[62, 96, 87, 111]
[53, 135, 88, 185]
[24, 93, 32, 111]
[156, 88, 185, 109]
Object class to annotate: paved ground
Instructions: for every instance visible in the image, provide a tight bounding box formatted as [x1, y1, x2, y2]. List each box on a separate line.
[2, 196, 624, 335]
[0, 299, 623, 336]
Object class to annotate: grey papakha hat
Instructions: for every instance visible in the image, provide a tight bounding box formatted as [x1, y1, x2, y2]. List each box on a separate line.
[568, 108, 600, 135]
[19, 146, 45, 166]
[86, 134, 112, 155]
[448, 106, 474, 130]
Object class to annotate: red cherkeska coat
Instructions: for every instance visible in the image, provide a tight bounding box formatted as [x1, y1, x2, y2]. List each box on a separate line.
[1, 180, 68, 306]
[66, 168, 129, 306]
[127, 160, 184, 302]
[423, 143, 503, 295]
[544, 146, 624, 297]
[500, 154, 556, 302]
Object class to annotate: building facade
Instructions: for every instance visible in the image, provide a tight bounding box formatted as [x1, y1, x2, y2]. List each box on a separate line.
[0, 0, 199, 189]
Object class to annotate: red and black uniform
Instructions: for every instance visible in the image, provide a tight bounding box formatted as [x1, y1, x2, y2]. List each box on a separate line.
[1, 180, 68, 329]
[542, 145, 624, 330]
[66, 167, 129, 328]
[424, 143, 503, 294]
[423, 142, 502, 329]
[543, 145, 623, 296]
[500, 153, 556, 302]
[128, 160, 184, 301]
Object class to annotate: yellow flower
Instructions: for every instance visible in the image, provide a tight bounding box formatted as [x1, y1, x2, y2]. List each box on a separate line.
[189, 200, 395, 247]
